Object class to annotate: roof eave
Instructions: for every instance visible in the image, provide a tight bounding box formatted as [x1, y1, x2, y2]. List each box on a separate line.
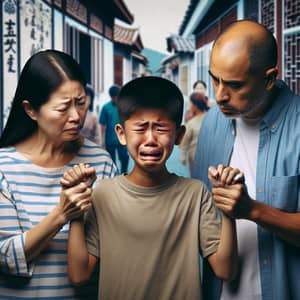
[132, 51, 148, 65]
[134, 35, 144, 52]
[114, 0, 134, 24]
[181, 0, 215, 37]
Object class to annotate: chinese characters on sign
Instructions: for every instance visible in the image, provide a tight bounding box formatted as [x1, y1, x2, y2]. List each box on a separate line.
[3, 0, 17, 73]
[2, 0, 18, 124]
[4, 19, 17, 73]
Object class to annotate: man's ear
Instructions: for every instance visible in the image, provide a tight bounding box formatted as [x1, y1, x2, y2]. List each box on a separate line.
[175, 125, 186, 145]
[22, 100, 37, 121]
[265, 67, 278, 90]
[115, 123, 127, 146]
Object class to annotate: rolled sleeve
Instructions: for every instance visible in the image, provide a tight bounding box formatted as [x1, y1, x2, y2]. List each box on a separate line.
[0, 174, 34, 277]
[199, 187, 222, 258]
[0, 228, 34, 277]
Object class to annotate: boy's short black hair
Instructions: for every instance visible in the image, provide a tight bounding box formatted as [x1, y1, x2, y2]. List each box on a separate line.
[117, 76, 184, 127]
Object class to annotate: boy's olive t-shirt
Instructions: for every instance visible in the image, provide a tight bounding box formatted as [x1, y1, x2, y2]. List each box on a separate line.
[85, 174, 221, 300]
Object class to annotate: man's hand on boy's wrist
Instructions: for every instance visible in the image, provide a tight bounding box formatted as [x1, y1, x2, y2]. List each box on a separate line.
[208, 164, 245, 187]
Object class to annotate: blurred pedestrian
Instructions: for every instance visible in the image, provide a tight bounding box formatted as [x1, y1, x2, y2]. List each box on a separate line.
[99, 84, 129, 173]
[194, 80, 215, 109]
[185, 80, 209, 122]
[193, 80, 208, 96]
[181, 92, 209, 175]
[80, 84, 101, 144]
[0, 49, 117, 299]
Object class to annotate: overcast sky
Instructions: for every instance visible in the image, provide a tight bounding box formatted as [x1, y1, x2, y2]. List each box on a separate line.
[124, 0, 190, 54]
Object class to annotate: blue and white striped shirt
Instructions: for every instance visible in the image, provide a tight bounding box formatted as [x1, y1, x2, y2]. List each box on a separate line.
[0, 139, 117, 299]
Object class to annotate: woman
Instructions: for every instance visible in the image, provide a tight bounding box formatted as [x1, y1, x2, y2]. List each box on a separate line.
[181, 92, 209, 175]
[193, 79, 208, 95]
[0, 50, 117, 299]
[184, 80, 208, 123]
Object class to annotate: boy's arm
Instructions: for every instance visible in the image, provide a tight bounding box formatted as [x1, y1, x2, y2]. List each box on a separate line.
[64, 164, 99, 285]
[207, 214, 238, 281]
[213, 183, 300, 247]
[68, 218, 97, 285]
[206, 165, 242, 281]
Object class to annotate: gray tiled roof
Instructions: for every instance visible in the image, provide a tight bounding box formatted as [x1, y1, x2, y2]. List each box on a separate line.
[114, 23, 139, 46]
[167, 34, 195, 53]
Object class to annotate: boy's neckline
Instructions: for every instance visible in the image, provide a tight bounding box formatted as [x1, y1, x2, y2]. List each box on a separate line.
[121, 173, 178, 191]
[124, 171, 175, 187]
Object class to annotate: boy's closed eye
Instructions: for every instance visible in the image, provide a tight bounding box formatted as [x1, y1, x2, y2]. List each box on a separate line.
[156, 126, 171, 133]
[133, 126, 146, 133]
[132, 123, 172, 133]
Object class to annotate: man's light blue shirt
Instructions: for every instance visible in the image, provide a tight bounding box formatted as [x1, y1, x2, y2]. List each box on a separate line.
[192, 81, 300, 300]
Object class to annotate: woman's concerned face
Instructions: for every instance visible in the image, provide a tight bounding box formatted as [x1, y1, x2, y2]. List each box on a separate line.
[30, 80, 88, 143]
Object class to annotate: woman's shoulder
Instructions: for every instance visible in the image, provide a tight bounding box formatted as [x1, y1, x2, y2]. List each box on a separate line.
[0, 146, 15, 153]
[78, 138, 113, 162]
[80, 138, 109, 155]
[77, 138, 117, 174]
[0, 146, 21, 162]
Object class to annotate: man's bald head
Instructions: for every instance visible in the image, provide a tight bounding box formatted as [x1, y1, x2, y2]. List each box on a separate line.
[212, 20, 277, 74]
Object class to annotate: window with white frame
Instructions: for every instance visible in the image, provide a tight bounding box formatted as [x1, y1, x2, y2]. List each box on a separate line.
[91, 37, 104, 93]
[65, 23, 80, 61]
[65, 22, 104, 93]
[180, 65, 188, 96]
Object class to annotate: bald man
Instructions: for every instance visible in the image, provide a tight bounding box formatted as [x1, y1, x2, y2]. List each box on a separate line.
[192, 20, 300, 300]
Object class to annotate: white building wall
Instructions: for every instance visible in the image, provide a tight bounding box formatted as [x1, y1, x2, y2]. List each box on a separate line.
[194, 42, 214, 99]
[96, 38, 114, 112]
[19, 0, 52, 69]
[179, 55, 193, 94]
[123, 56, 132, 85]
[103, 38, 114, 94]
[178, 55, 193, 120]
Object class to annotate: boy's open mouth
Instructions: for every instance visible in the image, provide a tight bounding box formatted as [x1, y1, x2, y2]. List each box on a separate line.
[140, 150, 162, 160]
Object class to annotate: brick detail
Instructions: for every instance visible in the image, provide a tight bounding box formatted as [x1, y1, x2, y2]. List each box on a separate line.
[54, 0, 62, 8]
[285, 0, 300, 28]
[260, 0, 275, 33]
[285, 33, 300, 95]
[90, 14, 103, 34]
[66, 0, 87, 24]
